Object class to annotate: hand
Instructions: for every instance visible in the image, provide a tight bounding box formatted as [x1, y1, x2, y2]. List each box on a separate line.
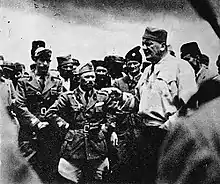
[101, 87, 122, 97]
[57, 121, 69, 129]
[37, 121, 49, 130]
[101, 124, 108, 133]
[110, 132, 118, 146]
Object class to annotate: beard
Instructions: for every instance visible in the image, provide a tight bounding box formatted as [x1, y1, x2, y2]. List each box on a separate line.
[60, 71, 73, 79]
[80, 81, 95, 91]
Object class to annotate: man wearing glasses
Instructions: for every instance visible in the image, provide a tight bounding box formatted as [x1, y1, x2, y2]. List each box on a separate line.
[15, 46, 63, 183]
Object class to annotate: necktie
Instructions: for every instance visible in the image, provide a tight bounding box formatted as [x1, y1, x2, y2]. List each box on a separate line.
[39, 76, 45, 90]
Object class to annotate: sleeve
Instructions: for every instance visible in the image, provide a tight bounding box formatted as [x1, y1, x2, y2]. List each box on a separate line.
[45, 93, 69, 126]
[177, 60, 198, 104]
[15, 80, 39, 127]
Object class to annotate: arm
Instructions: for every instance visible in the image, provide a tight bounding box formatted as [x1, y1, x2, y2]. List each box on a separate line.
[177, 60, 198, 104]
[15, 80, 39, 127]
[159, 60, 198, 130]
[45, 93, 69, 128]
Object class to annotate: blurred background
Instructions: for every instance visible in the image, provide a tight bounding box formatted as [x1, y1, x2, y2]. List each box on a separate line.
[1, 0, 220, 72]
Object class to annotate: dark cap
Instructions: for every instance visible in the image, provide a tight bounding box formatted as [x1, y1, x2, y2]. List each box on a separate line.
[14, 62, 25, 72]
[180, 42, 202, 59]
[79, 62, 94, 75]
[32, 40, 45, 50]
[34, 47, 52, 60]
[104, 55, 125, 68]
[142, 27, 167, 43]
[57, 54, 71, 67]
[91, 60, 107, 69]
[31, 40, 46, 61]
[125, 46, 142, 64]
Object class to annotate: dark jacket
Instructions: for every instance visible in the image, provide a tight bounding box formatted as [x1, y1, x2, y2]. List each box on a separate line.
[157, 96, 220, 184]
[46, 87, 117, 161]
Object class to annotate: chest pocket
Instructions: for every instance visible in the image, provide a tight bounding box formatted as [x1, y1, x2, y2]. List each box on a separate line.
[155, 72, 178, 99]
[50, 87, 59, 96]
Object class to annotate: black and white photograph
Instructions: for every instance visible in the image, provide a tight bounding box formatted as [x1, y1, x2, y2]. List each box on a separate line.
[1, 0, 220, 183]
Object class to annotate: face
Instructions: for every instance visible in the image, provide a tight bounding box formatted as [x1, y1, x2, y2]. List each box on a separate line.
[182, 54, 201, 73]
[142, 39, 165, 64]
[80, 71, 96, 91]
[36, 57, 51, 75]
[95, 66, 108, 76]
[126, 60, 141, 74]
[59, 63, 75, 78]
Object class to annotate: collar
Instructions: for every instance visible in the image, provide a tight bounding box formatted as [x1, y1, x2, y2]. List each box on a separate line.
[78, 85, 95, 97]
[128, 72, 142, 82]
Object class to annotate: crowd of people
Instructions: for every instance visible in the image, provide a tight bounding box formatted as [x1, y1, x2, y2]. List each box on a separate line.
[1, 26, 220, 184]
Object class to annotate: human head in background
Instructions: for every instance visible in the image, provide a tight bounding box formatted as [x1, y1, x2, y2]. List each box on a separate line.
[104, 55, 125, 80]
[125, 46, 142, 77]
[34, 47, 52, 76]
[180, 42, 202, 74]
[57, 54, 80, 81]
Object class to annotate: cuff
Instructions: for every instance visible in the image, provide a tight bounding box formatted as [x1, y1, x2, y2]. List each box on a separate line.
[30, 118, 40, 127]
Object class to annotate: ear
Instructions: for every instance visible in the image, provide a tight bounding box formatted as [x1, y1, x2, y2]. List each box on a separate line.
[160, 42, 166, 51]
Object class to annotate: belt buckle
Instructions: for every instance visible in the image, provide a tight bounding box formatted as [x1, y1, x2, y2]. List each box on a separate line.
[41, 107, 47, 115]
[83, 124, 90, 133]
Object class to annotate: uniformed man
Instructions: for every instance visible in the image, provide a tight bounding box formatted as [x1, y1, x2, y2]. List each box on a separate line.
[113, 46, 142, 94]
[110, 46, 143, 181]
[104, 55, 126, 84]
[15, 46, 63, 182]
[91, 59, 111, 90]
[180, 42, 216, 86]
[12, 62, 26, 88]
[106, 27, 198, 183]
[57, 54, 80, 91]
[45, 62, 118, 183]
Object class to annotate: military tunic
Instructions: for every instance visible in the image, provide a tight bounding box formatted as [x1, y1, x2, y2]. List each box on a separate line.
[46, 87, 116, 161]
[111, 73, 142, 181]
[15, 71, 63, 182]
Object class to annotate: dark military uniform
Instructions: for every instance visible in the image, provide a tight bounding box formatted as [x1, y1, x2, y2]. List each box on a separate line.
[15, 71, 63, 181]
[113, 73, 141, 94]
[46, 87, 116, 183]
[108, 46, 143, 182]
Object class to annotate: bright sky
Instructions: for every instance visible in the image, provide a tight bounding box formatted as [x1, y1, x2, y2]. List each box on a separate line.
[1, 0, 220, 73]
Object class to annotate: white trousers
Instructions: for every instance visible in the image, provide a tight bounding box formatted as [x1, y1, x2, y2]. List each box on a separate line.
[58, 157, 109, 183]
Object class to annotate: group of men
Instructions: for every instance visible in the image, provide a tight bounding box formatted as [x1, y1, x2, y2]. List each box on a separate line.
[1, 26, 220, 184]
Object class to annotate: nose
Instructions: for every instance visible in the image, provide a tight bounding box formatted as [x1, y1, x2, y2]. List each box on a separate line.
[130, 63, 135, 68]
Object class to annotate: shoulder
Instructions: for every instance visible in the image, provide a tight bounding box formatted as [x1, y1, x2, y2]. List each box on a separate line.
[96, 89, 109, 100]
[18, 75, 33, 83]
